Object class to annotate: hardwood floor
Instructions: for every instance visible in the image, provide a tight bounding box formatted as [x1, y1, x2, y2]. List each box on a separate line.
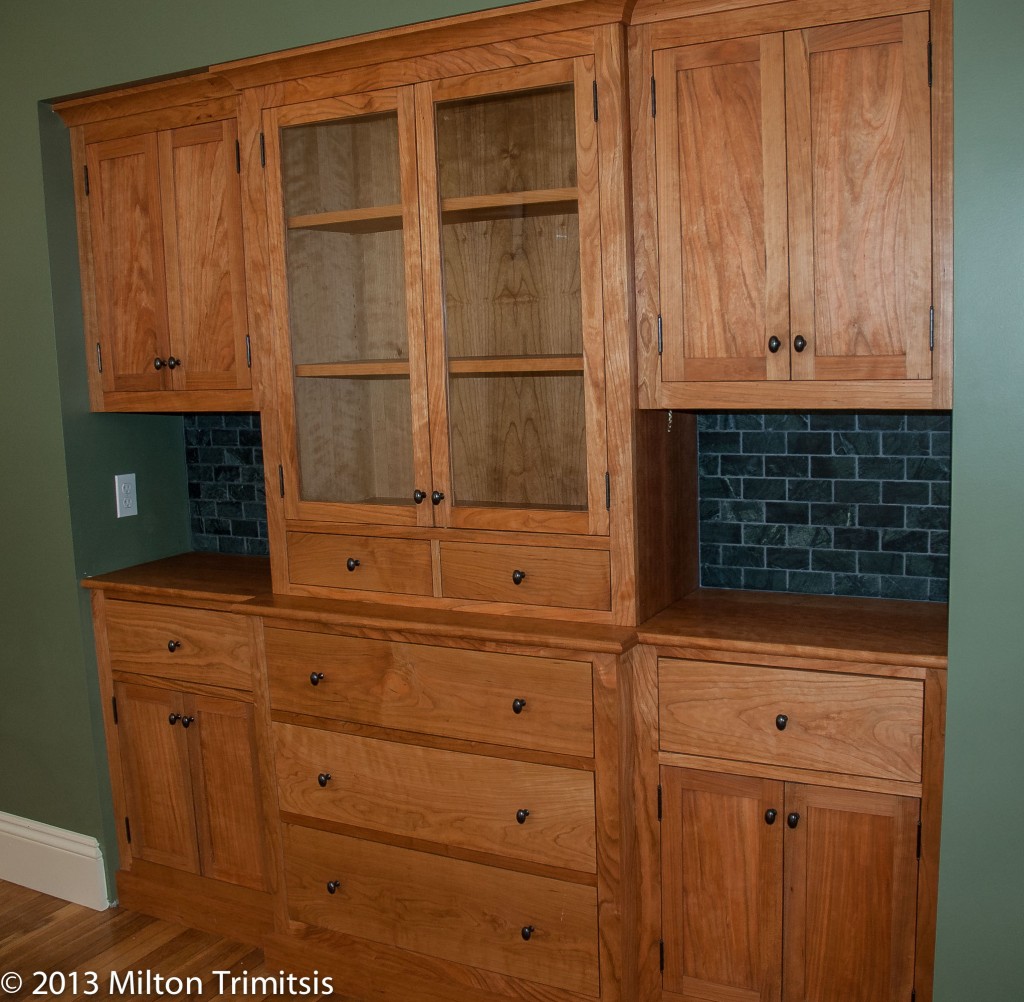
[0, 881, 340, 1000]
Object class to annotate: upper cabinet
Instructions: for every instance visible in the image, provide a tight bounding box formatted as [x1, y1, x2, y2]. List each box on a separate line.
[632, 0, 952, 410]
[58, 80, 255, 411]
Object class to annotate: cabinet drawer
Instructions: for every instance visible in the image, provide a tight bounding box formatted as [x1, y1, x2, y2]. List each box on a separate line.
[283, 825, 599, 995]
[265, 629, 594, 757]
[440, 542, 611, 611]
[104, 600, 252, 690]
[659, 660, 924, 782]
[274, 723, 596, 871]
[287, 532, 433, 596]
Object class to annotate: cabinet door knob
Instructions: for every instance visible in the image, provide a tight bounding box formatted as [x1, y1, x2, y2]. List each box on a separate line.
[167, 640, 181, 652]
[168, 713, 181, 726]
[181, 715, 195, 728]
[776, 713, 789, 731]
[346, 557, 360, 572]
[431, 490, 445, 505]
[764, 808, 778, 825]
[153, 357, 167, 370]
[511, 698, 527, 715]
[310, 671, 325, 686]
[521, 925, 535, 942]
[413, 489, 427, 504]
[768, 335, 782, 353]
[515, 808, 530, 825]
[326, 880, 341, 894]
[317, 772, 332, 788]
[793, 335, 807, 353]
[512, 569, 526, 585]
[787, 812, 801, 829]
[166, 355, 181, 369]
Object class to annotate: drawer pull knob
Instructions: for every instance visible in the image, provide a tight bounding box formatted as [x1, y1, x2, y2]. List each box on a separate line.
[326, 880, 341, 895]
[346, 557, 360, 572]
[794, 335, 807, 353]
[167, 713, 181, 726]
[521, 925, 535, 942]
[153, 356, 167, 370]
[515, 808, 530, 825]
[511, 569, 526, 585]
[768, 335, 782, 353]
[413, 489, 427, 504]
[317, 773, 332, 788]
[431, 490, 445, 505]
[167, 355, 181, 369]
[512, 698, 527, 715]
[167, 640, 181, 652]
[787, 812, 801, 829]
[764, 808, 778, 825]
[776, 713, 789, 731]
[181, 716, 194, 729]
[310, 671, 325, 686]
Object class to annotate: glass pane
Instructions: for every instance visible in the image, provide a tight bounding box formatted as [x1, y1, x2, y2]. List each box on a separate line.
[294, 377, 413, 505]
[448, 374, 587, 510]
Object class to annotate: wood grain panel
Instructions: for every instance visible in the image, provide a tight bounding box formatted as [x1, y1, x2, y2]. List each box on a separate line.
[286, 531, 433, 595]
[264, 628, 594, 756]
[104, 600, 253, 690]
[283, 825, 599, 995]
[273, 723, 596, 871]
[659, 659, 923, 781]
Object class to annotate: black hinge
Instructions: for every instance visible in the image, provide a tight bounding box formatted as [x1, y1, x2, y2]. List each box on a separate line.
[929, 307, 935, 351]
[657, 784, 663, 821]
[651, 75, 657, 117]
[111, 697, 118, 725]
[259, 132, 266, 168]
[278, 464, 285, 498]
[659, 940, 665, 972]
[124, 817, 132, 844]
[235, 139, 241, 174]
[83, 165, 90, 196]
[245, 334, 252, 369]
[657, 314, 664, 355]
[927, 42, 933, 87]
[912, 990, 917, 1002]
[592, 80, 599, 122]
[95, 342, 103, 373]
[605, 472, 611, 510]
[917, 821, 923, 860]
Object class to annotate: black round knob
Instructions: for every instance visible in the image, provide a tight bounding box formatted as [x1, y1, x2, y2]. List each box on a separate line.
[317, 772, 332, 788]
[768, 335, 782, 353]
[787, 812, 801, 829]
[764, 808, 778, 825]
[168, 713, 181, 726]
[511, 569, 526, 586]
[167, 640, 181, 652]
[346, 557, 360, 572]
[167, 355, 181, 369]
[310, 671, 325, 686]
[512, 698, 527, 715]
[794, 335, 807, 353]
[431, 491, 445, 505]
[181, 715, 195, 728]
[153, 357, 166, 370]
[516, 808, 530, 825]
[326, 880, 341, 895]
[413, 489, 427, 504]
[521, 925, 535, 942]
[776, 713, 789, 731]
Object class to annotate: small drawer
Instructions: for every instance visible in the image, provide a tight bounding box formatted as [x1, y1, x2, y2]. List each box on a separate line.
[287, 532, 433, 596]
[659, 659, 924, 782]
[264, 630, 594, 757]
[283, 825, 599, 995]
[274, 723, 596, 872]
[440, 542, 611, 611]
[104, 599, 252, 690]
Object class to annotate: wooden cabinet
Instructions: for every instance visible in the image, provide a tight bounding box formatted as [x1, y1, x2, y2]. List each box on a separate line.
[57, 80, 254, 411]
[632, 1, 951, 410]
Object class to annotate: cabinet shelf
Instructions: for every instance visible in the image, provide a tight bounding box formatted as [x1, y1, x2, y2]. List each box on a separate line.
[447, 355, 583, 376]
[288, 204, 404, 233]
[294, 361, 410, 378]
[440, 188, 578, 223]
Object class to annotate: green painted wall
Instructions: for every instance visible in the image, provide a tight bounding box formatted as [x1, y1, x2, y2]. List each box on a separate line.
[2, 0, 1022, 993]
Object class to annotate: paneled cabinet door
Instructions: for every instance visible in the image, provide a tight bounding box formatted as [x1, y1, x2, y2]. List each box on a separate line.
[653, 14, 931, 389]
[84, 119, 251, 401]
[661, 768, 920, 1002]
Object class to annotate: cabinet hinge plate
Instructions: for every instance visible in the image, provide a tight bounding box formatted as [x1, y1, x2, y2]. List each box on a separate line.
[245, 334, 252, 369]
[235, 139, 241, 174]
[927, 42, 933, 87]
[259, 132, 266, 169]
[917, 821, 922, 860]
[95, 342, 103, 373]
[657, 314, 663, 355]
[124, 817, 131, 844]
[657, 783, 663, 821]
[651, 75, 657, 118]
[278, 464, 285, 498]
[929, 306, 935, 350]
[83, 164, 90, 196]
[605, 472, 611, 510]
[592, 80, 598, 122]
[111, 697, 118, 725]
[659, 939, 665, 972]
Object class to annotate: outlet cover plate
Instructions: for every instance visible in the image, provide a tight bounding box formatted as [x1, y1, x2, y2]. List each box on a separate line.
[115, 473, 137, 518]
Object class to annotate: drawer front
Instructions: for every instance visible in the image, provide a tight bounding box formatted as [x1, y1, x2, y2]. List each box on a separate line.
[265, 629, 595, 757]
[440, 542, 611, 611]
[659, 660, 924, 782]
[274, 723, 596, 871]
[105, 600, 252, 690]
[287, 532, 433, 596]
[284, 825, 599, 995]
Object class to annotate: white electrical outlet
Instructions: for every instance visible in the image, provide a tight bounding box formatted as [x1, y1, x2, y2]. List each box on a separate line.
[114, 473, 138, 518]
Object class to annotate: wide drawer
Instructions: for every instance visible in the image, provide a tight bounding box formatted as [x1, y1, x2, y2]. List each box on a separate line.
[440, 542, 611, 611]
[284, 825, 599, 995]
[659, 659, 924, 782]
[287, 532, 433, 596]
[264, 629, 594, 757]
[104, 599, 252, 690]
[274, 723, 596, 871]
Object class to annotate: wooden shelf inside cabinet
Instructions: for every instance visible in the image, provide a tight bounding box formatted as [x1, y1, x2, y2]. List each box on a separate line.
[294, 360, 410, 378]
[287, 204, 404, 233]
[440, 187, 578, 223]
[447, 355, 584, 375]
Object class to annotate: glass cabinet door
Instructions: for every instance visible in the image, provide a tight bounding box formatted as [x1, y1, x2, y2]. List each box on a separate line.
[419, 61, 609, 535]
[265, 90, 432, 526]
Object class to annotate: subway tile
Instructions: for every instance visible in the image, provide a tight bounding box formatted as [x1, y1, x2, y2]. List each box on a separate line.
[931, 530, 951, 554]
[812, 550, 858, 573]
[905, 505, 950, 530]
[835, 480, 881, 504]
[720, 500, 767, 522]
[810, 456, 857, 479]
[930, 432, 952, 457]
[881, 576, 930, 601]
[882, 432, 931, 456]
[764, 413, 810, 431]
[719, 413, 765, 431]
[699, 431, 743, 453]
[767, 547, 810, 570]
[834, 431, 881, 456]
[858, 505, 906, 529]
[721, 455, 765, 478]
[699, 476, 741, 500]
[882, 481, 931, 506]
[765, 454, 810, 477]
[834, 527, 881, 551]
[808, 503, 856, 526]
[743, 568, 789, 591]
[858, 457, 906, 480]
[699, 453, 720, 477]
[742, 431, 788, 453]
[906, 553, 950, 578]
[906, 413, 951, 432]
[788, 479, 833, 502]
[764, 501, 810, 524]
[788, 525, 832, 547]
[929, 577, 950, 602]
[702, 521, 744, 544]
[810, 412, 857, 430]
[700, 544, 722, 566]
[931, 482, 951, 506]
[857, 413, 905, 431]
[786, 432, 833, 454]
[744, 524, 788, 546]
[704, 565, 744, 588]
[787, 571, 835, 595]
[743, 478, 789, 501]
[907, 457, 951, 481]
[721, 545, 767, 569]
[858, 551, 905, 575]
[880, 529, 931, 553]
[834, 573, 881, 597]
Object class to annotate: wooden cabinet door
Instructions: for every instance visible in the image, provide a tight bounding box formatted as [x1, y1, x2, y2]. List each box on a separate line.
[185, 693, 267, 890]
[85, 134, 171, 392]
[786, 15, 932, 383]
[159, 120, 251, 393]
[654, 35, 789, 384]
[782, 785, 919, 1002]
[661, 767, 783, 1002]
[114, 682, 199, 873]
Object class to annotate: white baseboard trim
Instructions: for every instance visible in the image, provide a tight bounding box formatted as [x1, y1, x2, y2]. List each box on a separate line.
[0, 811, 111, 910]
